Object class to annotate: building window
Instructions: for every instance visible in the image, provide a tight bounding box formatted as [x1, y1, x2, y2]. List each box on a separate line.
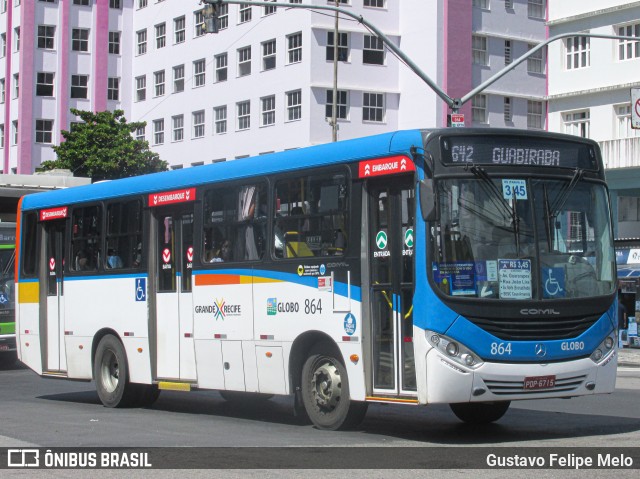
[0, 125, 4, 148]
[287, 32, 302, 64]
[286, 90, 302, 122]
[618, 23, 640, 61]
[239, 5, 252, 24]
[172, 115, 184, 142]
[135, 126, 145, 141]
[527, 43, 543, 73]
[173, 65, 184, 93]
[262, 39, 276, 71]
[1, 34, 6, 57]
[326, 89, 348, 119]
[237, 101, 251, 130]
[527, 0, 545, 19]
[35, 119, 54, 144]
[214, 106, 227, 134]
[264, 0, 276, 16]
[238, 47, 252, 77]
[472, 35, 488, 65]
[193, 110, 205, 138]
[504, 97, 512, 122]
[473, 0, 489, 8]
[12, 120, 18, 145]
[261, 95, 276, 126]
[218, 5, 229, 30]
[563, 110, 590, 138]
[109, 31, 120, 54]
[154, 70, 165, 97]
[156, 23, 166, 49]
[527, 100, 543, 129]
[504, 40, 512, 65]
[14, 27, 19, 52]
[327, 32, 349, 61]
[137, 29, 148, 55]
[615, 104, 640, 139]
[74, 0, 90, 5]
[193, 59, 206, 87]
[215, 53, 228, 82]
[364, 0, 385, 7]
[108, 77, 119, 101]
[37, 25, 56, 49]
[109, 0, 121, 8]
[565, 36, 589, 70]
[174, 16, 185, 44]
[0, 79, 4, 103]
[195, 9, 205, 38]
[153, 119, 164, 145]
[138, 0, 147, 8]
[136, 75, 146, 102]
[363, 92, 384, 122]
[13, 74, 18, 98]
[36, 72, 54, 97]
[505, 0, 513, 8]
[71, 74, 88, 99]
[364, 34, 384, 65]
[472, 94, 487, 123]
[72, 28, 89, 52]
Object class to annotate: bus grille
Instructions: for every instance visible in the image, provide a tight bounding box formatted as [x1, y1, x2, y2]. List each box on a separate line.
[466, 314, 600, 341]
[484, 374, 587, 396]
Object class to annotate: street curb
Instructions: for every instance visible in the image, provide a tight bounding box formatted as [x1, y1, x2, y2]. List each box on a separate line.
[618, 362, 640, 368]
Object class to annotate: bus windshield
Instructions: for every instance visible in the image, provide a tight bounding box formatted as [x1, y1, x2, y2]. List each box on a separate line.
[431, 176, 616, 300]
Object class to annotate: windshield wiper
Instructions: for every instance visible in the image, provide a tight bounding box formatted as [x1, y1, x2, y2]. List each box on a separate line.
[470, 165, 521, 256]
[544, 169, 584, 253]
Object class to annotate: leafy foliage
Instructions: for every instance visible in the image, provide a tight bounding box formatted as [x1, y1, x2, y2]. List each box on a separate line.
[39, 109, 168, 181]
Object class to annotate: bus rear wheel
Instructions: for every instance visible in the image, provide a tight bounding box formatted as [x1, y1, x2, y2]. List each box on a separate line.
[449, 401, 511, 424]
[94, 334, 139, 408]
[301, 349, 367, 431]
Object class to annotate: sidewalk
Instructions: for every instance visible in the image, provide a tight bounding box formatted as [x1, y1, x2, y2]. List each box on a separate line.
[618, 346, 640, 368]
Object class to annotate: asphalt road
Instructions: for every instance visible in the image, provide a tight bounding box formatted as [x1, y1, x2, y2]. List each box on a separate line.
[1, 354, 639, 477]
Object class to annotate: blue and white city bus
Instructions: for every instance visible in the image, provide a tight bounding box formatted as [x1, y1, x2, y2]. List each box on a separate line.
[15, 129, 617, 429]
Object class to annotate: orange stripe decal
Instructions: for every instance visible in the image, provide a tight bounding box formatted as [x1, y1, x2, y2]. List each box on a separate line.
[196, 274, 284, 286]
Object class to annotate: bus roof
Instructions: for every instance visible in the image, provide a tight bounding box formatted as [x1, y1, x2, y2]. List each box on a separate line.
[20, 129, 424, 211]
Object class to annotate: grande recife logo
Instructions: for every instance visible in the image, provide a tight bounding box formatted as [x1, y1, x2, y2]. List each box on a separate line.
[194, 298, 242, 320]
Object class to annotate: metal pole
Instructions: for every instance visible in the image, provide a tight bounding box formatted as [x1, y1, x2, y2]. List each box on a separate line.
[331, 0, 339, 142]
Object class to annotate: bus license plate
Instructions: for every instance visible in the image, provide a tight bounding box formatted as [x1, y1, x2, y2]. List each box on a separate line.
[0, 345, 9, 351]
[524, 375, 556, 390]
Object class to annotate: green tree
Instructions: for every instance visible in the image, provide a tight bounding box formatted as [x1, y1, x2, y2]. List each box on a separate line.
[38, 109, 168, 181]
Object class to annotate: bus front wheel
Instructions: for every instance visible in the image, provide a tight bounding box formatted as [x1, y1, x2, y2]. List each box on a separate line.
[301, 348, 368, 430]
[449, 401, 511, 424]
[94, 334, 139, 408]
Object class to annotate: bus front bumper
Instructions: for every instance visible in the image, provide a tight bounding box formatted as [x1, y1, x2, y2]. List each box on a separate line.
[422, 346, 617, 404]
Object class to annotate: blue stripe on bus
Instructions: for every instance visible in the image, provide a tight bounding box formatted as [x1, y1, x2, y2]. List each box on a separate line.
[20, 130, 424, 211]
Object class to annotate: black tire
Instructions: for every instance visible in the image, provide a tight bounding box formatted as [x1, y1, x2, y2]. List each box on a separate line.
[449, 401, 511, 424]
[93, 334, 139, 408]
[219, 390, 273, 402]
[301, 348, 368, 431]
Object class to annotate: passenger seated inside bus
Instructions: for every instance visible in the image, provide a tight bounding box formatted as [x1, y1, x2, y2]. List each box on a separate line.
[208, 240, 232, 262]
[75, 250, 89, 271]
[106, 249, 123, 269]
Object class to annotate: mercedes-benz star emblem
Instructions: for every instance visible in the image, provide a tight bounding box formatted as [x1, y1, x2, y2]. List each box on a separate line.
[535, 343, 547, 357]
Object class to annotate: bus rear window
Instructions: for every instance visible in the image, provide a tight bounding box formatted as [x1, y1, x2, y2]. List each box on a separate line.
[22, 213, 37, 277]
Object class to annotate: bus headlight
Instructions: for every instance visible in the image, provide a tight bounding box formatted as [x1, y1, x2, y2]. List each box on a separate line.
[590, 333, 616, 364]
[426, 330, 483, 370]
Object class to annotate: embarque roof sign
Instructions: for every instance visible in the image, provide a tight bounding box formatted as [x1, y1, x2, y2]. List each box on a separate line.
[148, 188, 196, 207]
[40, 206, 68, 221]
[358, 155, 415, 178]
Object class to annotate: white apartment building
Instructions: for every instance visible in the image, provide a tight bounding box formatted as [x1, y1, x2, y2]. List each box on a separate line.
[547, 0, 640, 238]
[1, 0, 548, 174]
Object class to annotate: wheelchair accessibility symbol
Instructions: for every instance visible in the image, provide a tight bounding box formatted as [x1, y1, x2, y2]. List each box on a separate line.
[542, 268, 565, 298]
[135, 278, 147, 302]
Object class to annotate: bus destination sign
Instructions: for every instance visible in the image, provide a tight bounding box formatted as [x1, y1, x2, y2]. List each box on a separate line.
[440, 136, 597, 170]
[40, 206, 69, 221]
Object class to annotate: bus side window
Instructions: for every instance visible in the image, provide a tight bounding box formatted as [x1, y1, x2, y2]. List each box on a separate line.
[71, 205, 102, 272]
[106, 200, 143, 270]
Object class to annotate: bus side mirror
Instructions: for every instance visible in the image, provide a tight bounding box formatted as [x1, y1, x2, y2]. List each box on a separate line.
[419, 179, 437, 222]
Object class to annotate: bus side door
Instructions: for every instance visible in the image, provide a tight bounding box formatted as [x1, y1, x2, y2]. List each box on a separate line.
[43, 220, 67, 372]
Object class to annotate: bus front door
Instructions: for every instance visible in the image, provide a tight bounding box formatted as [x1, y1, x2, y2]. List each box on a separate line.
[43, 220, 66, 372]
[154, 207, 196, 382]
[368, 176, 416, 396]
